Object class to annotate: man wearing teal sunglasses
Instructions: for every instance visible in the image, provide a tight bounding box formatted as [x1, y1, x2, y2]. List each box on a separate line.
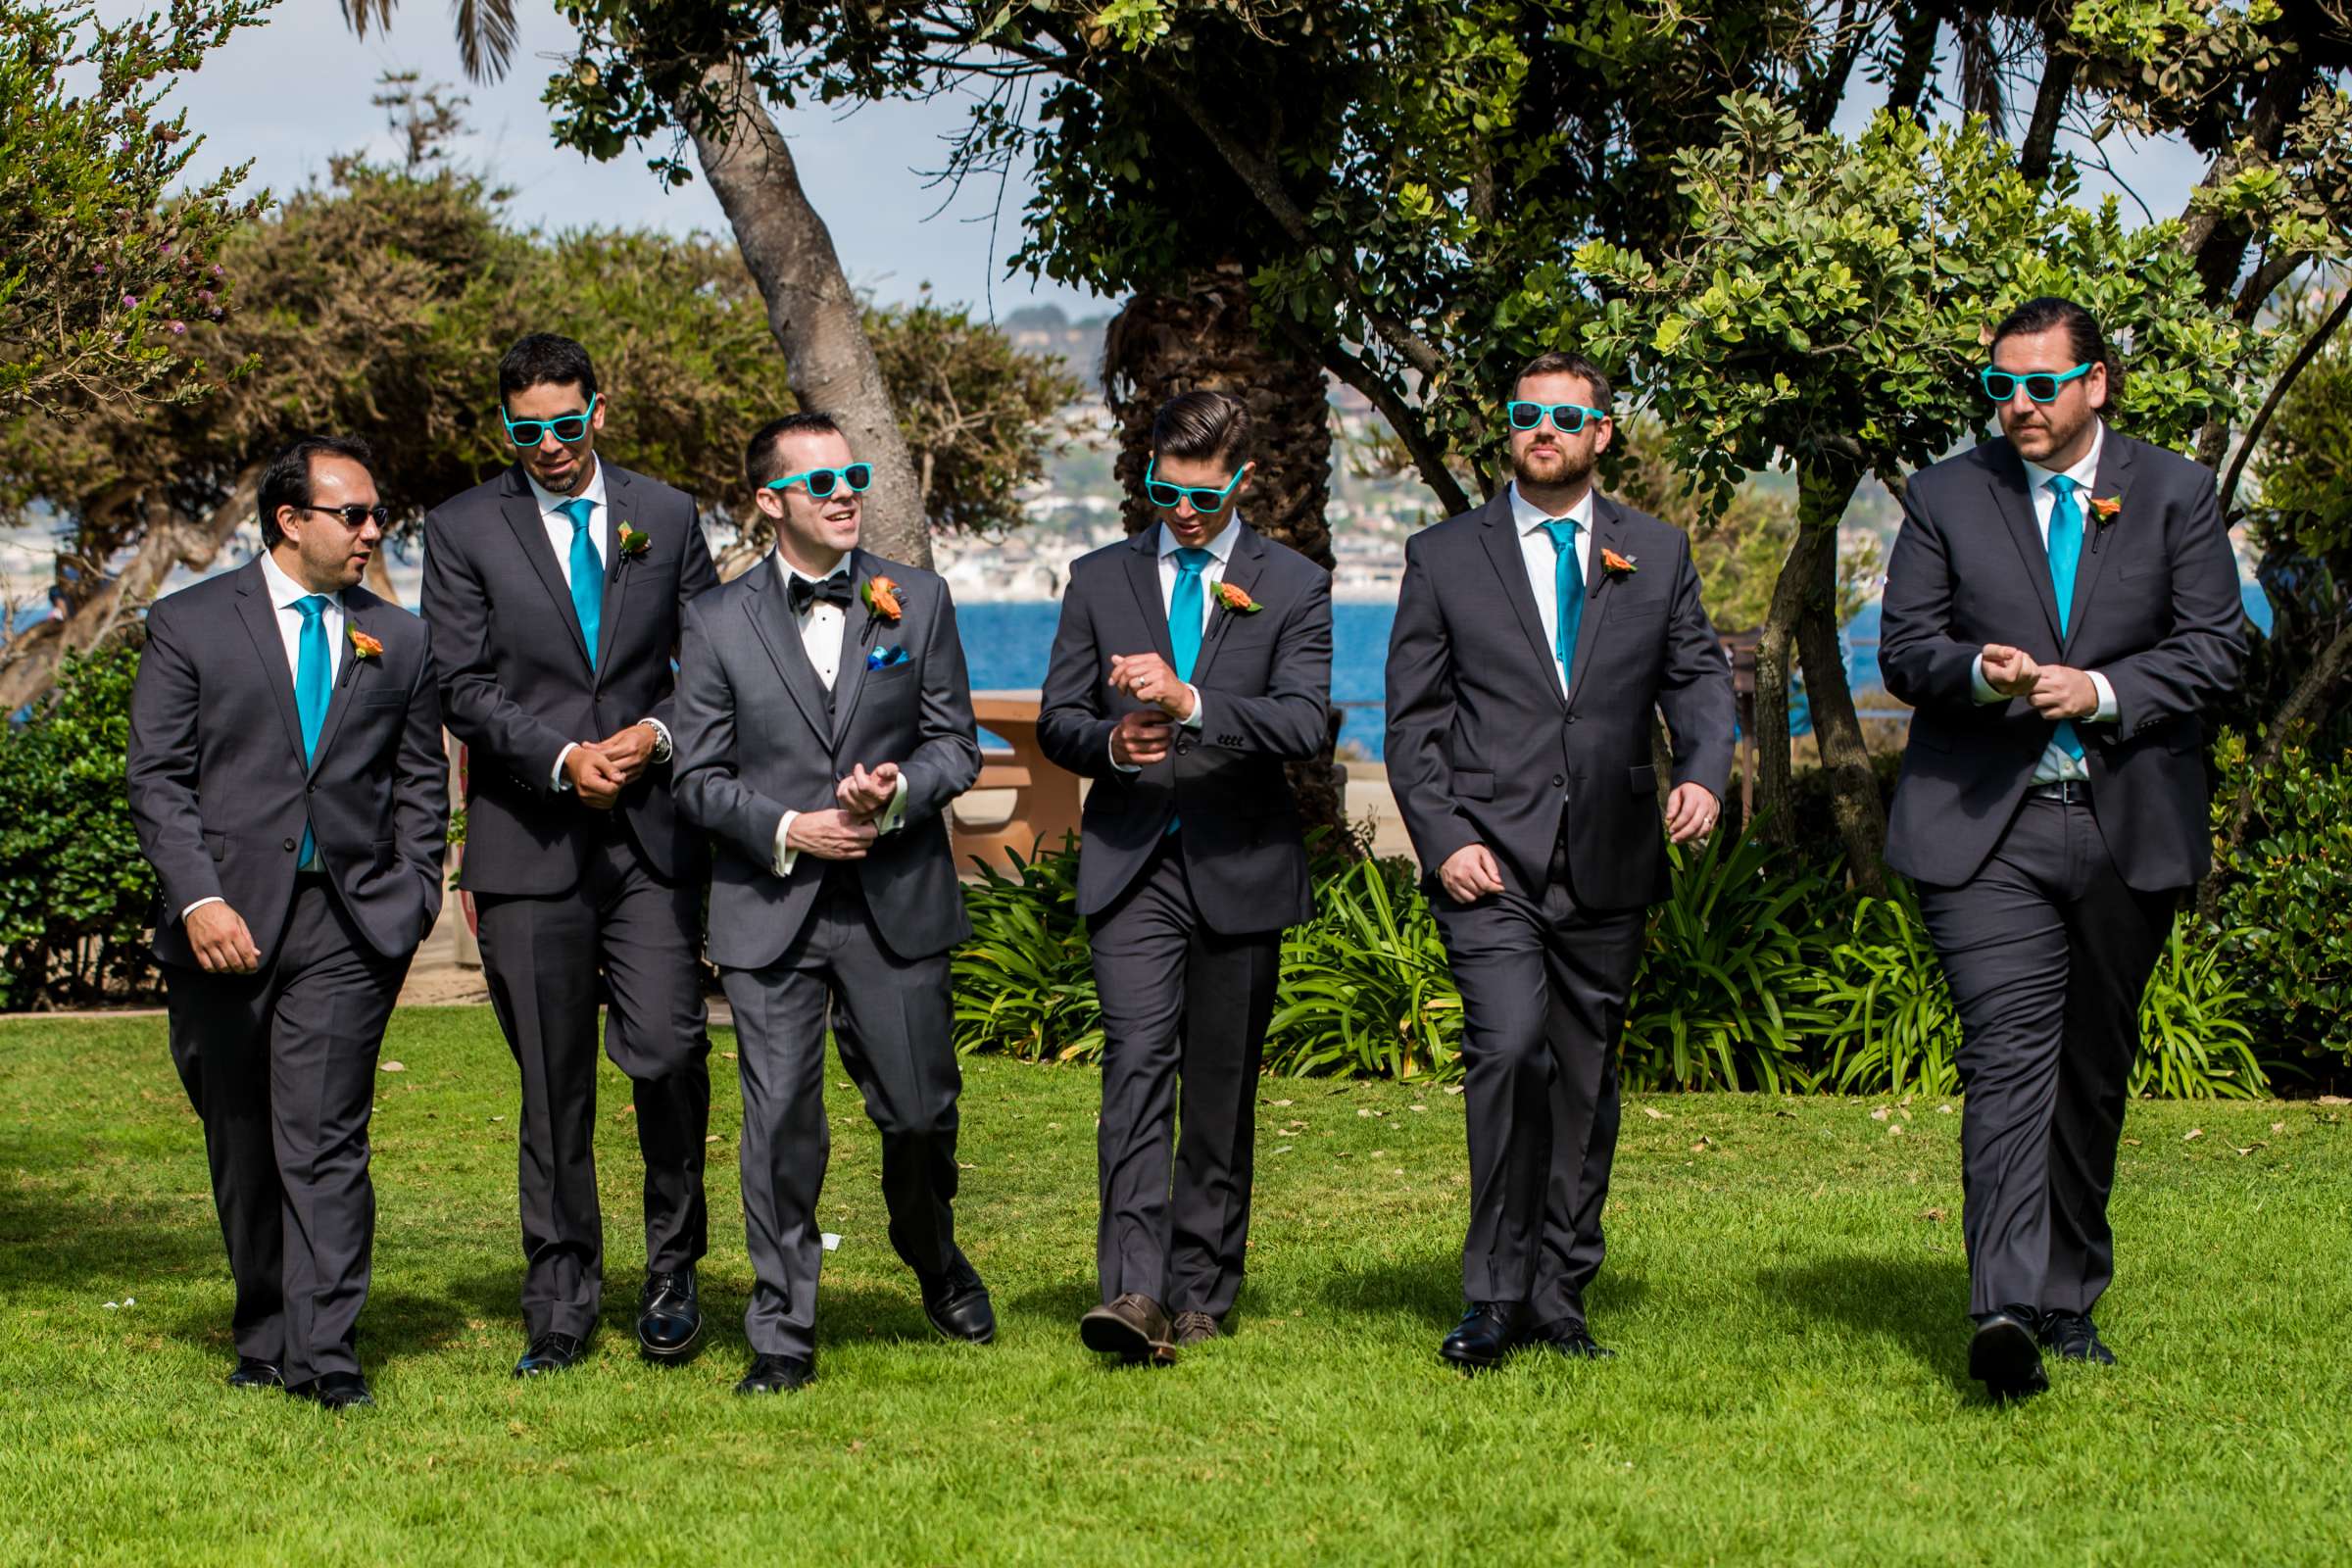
[1881, 297, 2246, 1401]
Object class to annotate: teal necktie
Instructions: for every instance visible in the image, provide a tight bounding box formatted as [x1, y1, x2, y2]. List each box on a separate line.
[1168, 547, 1212, 682]
[293, 594, 332, 869]
[562, 497, 603, 671]
[2043, 475, 2085, 761]
[1541, 518, 1585, 691]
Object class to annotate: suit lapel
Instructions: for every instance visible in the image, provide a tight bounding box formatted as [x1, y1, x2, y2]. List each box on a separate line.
[742, 557, 830, 743]
[1122, 529, 1178, 665]
[594, 465, 635, 680]
[1478, 492, 1569, 711]
[306, 594, 375, 778]
[501, 467, 595, 673]
[232, 562, 308, 768]
[1188, 524, 1264, 687]
[1986, 444, 2065, 648]
[829, 551, 893, 745]
[2063, 429, 2133, 657]
[1564, 497, 1627, 712]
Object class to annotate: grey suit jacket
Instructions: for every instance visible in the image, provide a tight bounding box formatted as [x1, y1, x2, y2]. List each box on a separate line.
[671, 551, 980, 969]
[126, 560, 449, 967]
[1385, 489, 1736, 910]
[1037, 522, 1333, 933]
[1880, 430, 2246, 890]
[420, 461, 717, 897]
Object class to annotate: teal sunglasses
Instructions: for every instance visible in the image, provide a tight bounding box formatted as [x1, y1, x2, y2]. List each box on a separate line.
[1145, 459, 1250, 513]
[1981, 363, 2092, 404]
[767, 463, 873, 499]
[501, 392, 599, 447]
[1505, 400, 1608, 434]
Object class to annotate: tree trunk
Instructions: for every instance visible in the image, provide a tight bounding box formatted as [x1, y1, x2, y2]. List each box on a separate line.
[679, 60, 928, 567]
[1753, 461, 1887, 890]
[1100, 265, 1347, 848]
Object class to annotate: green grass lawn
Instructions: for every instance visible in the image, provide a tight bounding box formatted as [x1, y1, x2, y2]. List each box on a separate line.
[0, 1007, 2346, 1565]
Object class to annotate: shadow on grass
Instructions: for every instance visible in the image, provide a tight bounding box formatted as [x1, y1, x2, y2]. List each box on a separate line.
[0, 1180, 217, 1294]
[1757, 1253, 1976, 1394]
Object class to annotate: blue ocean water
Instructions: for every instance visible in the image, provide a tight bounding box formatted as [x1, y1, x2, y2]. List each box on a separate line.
[961, 584, 2276, 761]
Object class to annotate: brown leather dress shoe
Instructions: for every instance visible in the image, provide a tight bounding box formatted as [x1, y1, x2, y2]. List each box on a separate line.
[1078, 1293, 1175, 1363]
[1171, 1310, 1220, 1347]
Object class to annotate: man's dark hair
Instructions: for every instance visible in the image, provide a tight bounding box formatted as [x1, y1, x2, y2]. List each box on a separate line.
[1512, 350, 1613, 411]
[1151, 390, 1252, 466]
[498, 332, 599, 408]
[744, 411, 845, 490]
[1989, 296, 2120, 403]
[258, 434, 375, 549]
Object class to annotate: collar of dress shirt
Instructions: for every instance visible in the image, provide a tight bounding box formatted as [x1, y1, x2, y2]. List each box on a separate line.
[770, 549, 852, 592]
[1508, 479, 1597, 537]
[525, 455, 608, 520]
[2020, 418, 2105, 502]
[1155, 517, 1244, 564]
[259, 548, 339, 612]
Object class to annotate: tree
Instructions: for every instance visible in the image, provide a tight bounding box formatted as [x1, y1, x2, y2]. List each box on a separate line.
[0, 0, 267, 417]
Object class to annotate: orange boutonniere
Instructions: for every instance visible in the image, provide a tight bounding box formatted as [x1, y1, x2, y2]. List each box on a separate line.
[2088, 495, 2123, 523]
[616, 522, 651, 559]
[1600, 548, 1639, 577]
[1213, 580, 1263, 615]
[348, 627, 383, 661]
[860, 575, 904, 621]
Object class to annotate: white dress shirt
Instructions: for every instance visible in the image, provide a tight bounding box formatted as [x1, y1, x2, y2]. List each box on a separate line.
[1106, 518, 1225, 772]
[183, 553, 345, 918]
[1968, 420, 2119, 783]
[1507, 480, 1596, 698]
[528, 458, 671, 788]
[770, 555, 908, 875]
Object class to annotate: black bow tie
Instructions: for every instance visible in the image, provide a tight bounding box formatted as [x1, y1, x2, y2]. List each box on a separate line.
[787, 571, 853, 614]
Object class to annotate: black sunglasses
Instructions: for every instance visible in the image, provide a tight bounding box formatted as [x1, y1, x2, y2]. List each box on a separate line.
[292, 503, 391, 529]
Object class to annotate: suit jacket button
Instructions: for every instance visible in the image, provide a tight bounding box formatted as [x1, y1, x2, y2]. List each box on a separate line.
[1551, 774, 1565, 789]
[282, 837, 297, 852]
[1566, 714, 1580, 725]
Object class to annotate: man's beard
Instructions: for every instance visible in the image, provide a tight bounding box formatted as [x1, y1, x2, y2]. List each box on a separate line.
[1513, 442, 1595, 491]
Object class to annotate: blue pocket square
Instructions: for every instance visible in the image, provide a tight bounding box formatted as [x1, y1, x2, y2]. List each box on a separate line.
[866, 645, 910, 670]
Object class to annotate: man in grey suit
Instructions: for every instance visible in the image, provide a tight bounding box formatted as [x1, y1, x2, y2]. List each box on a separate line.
[1881, 297, 2245, 1400]
[127, 434, 448, 1410]
[1039, 390, 1333, 1363]
[421, 334, 720, 1376]
[672, 412, 990, 1396]
[1386, 351, 1735, 1372]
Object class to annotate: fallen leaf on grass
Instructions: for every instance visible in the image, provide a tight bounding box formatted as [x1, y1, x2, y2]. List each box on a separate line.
[1409, 1104, 1428, 1113]
[848, 1441, 865, 1455]
[1937, 1104, 1954, 1114]
[2273, 1121, 2285, 1134]
[380, 1060, 406, 1073]
[1888, 1123, 1904, 1136]
[1870, 1107, 1889, 1121]
[1270, 1099, 1295, 1107]
[721, 1052, 737, 1061]
[1918, 1207, 1946, 1223]
[1690, 1137, 1712, 1152]
[1273, 1146, 1294, 1155]
[1642, 1106, 1669, 1121]
[2317, 1095, 2349, 1106]
[2232, 1143, 2266, 1156]
[2183, 1128, 2203, 1142]
[706, 1134, 721, 1144]
[2124, 1138, 2142, 1147]
[1445, 1085, 1464, 1096]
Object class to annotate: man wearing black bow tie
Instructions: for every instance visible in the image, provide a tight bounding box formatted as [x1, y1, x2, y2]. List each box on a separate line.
[672, 413, 989, 1396]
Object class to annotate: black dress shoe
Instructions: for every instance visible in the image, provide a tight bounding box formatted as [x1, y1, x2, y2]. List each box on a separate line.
[290, 1371, 374, 1411]
[735, 1352, 816, 1396]
[637, 1270, 703, 1364]
[918, 1268, 997, 1345]
[514, 1331, 589, 1377]
[1969, 1309, 2049, 1401]
[1078, 1293, 1175, 1363]
[1440, 1301, 1526, 1372]
[2039, 1310, 2117, 1365]
[1171, 1310, 1220, 1348]
[1528, 1317, 1615, 1360]
[226, 1357, 284, 1390]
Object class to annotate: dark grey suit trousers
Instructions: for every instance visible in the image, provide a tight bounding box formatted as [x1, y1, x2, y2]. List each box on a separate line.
[721, 869, 969, 1359]
[1916, 793, 2177, 1319]
[166, 879, 410, 1386]
[1433, 827, 1645, 1327]
[1089, 839, 1280, 1318]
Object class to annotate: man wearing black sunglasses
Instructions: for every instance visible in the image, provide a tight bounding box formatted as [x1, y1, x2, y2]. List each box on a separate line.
[1040, 390, 1333, 1364]
[127, 435, 448, 1410]
[1387, 350, 1734, 1374]
[1881, 296, 2246, 1401]
[420, 333, 720, 1380]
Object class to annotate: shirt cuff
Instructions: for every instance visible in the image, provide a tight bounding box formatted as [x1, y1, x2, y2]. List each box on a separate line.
[876, 774, 910, 836]
[1969, 653, 2003, 705]
[181, 896, 225, 920]
[1109, 728, 1141, 774]
[773, 810, 799, 876]
[1180, 687, 1204, 729]
[552, 742, 577, 791]
[2087, 670, 2118, 723]
[639, 717, 672, 763]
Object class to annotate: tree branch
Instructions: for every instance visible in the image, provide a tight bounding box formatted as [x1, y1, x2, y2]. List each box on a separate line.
[1298, 328, 1474, 518]
[2220, 283, 2352, 519]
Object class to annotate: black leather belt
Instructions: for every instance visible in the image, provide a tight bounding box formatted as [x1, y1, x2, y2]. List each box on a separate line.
[2025, 779, 2091, 804]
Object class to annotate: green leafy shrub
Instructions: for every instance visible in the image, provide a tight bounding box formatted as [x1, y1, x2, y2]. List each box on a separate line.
[0, 645, 160, 1008]
[2132, 918, 2265, 1099]
[2207, 729, 2352, 1072]
[1818, 887, 1963, 1098]
[949, 841, 1102, 1064]
[1267, 853, 1461, 1080]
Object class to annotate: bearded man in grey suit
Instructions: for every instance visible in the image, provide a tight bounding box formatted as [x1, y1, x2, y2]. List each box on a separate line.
[1387, 351, 1735, 1372]
[672, 412, 990, 1396]
[127, 434, 448, 1410]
